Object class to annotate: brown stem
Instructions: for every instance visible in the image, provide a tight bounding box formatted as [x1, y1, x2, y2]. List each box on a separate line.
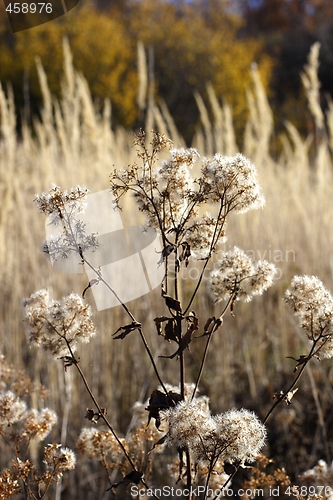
[184, 199, 226, 316]
[76, 240, 169, 397]
[202, 450, 217, 500]
[191, 330, 214, 402]
[185, 448, 192, 500]
[263, 360, 309, 425]
[191, 293, 235, 401]
[263, 340, 318, 425]
[69, 350, 161, 500]
[64, 339, 136, 471]
[211, 466, 239, 500]
[138, 327, 169, 397]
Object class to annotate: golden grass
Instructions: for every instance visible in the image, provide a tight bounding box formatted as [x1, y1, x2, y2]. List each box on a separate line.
[1, 40, 333, 495]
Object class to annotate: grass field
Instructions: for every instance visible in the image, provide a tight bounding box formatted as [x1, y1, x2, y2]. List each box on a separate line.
[1, 40, 333, 499]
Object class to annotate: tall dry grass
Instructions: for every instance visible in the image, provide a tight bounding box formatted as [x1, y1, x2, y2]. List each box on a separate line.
[1, 39, 333, 496]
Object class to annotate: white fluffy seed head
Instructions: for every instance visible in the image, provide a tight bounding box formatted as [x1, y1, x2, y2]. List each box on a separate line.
[201, 153, 265, 213]
[0, 391, 27, 425]
[284, 275, 333, 357]
[210, 247, 276, 303]
[23, 290, 96, 357]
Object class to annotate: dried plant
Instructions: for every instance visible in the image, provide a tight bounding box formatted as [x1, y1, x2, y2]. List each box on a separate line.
[13, 126, 333, 500]
[2, 41, 333, 500]
[0, 352, 76, 499]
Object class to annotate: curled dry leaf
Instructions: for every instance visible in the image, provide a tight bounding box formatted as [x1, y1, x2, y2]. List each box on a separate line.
[159, 314, 198, 359]
[112, 322, 141, 340]
[149, 433, 168, 453]
[85, 408, 107, 424]
[162, 245, 176, 258]
[108, 470, 143, 490]
[82, 279, 100, 298]
[179, 242, 191, 267]
[196, 316, 223, 338]
[283, 388, 298, 406]
[286, 355, 312, 373]
[58, 355, 79, 371]
[145, 389, 181, 429]
[164, 320, 178, 343]
[163, 294, 182, 313]
[154, 316, 173, 335]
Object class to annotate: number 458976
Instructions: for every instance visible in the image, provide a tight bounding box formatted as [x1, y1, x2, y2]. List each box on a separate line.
[6, 3, 53, 13]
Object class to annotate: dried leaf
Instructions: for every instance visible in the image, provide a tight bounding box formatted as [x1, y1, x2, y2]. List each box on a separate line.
[108, 470, 143, 490]
[112, 322, 141, 340]
[85, 408, 107, 424]
[58, 355, 79, 371]
[82, 279, 99, 298]
[164, 319, 178, 343]
[286, 355, 311, 373]
[196, 317, 222, 338]
[283, 388, 298, 405]
[149, 433, 168, 453]
[145, 389, 181, 428]
[163, 294, 182, 312]
[159, 315, 198, 359]
[162, 245, 176, 258]
[154, 316, 172, 335]
[85, 409, 95, 421]
[179, 242, 191, 267]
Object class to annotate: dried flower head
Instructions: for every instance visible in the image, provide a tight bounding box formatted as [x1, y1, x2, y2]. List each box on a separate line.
[44, 444, 76, 472]
[0, 468, 21, 498]
[23, 289, 96, 357]
[35, 185, 98, 261]
[133, 148, 200, 234]
[160, 399, 214, 450]
[185, 214, 227, 259]
[76, 428, 124, 462]
[23, 408, 58, 441]
[206, 409, 266, 465]
[161, 401, 265, 469]
[34, 185, 88, 217]
[201, 153, 265, 213]
[210, 247, 276, 303]
[0, 391, 26, 426]
[300, 460, 333, 499]
[284, 275, 333, 358]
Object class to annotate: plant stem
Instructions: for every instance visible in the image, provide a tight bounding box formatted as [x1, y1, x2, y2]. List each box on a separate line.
[184, 199, 225, 316]
[191, 293, 234, 401]
[202, 451, 217, 500]
[186, 448, 192, 500]
[191, 330, 214, 402]
[263, 341, 318, 425]
[78, 248, 169, 397]
[67, 345, 161, 500]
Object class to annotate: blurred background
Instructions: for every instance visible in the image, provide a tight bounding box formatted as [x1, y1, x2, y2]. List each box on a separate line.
[1, 0, 333, 498]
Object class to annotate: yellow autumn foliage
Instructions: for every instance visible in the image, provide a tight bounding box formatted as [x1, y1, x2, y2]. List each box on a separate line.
[0, 0, 273, 136]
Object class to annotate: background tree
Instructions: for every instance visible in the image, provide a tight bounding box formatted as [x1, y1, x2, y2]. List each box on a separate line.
[240, 0, 333, 138]
[0, 0, 271, 143]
